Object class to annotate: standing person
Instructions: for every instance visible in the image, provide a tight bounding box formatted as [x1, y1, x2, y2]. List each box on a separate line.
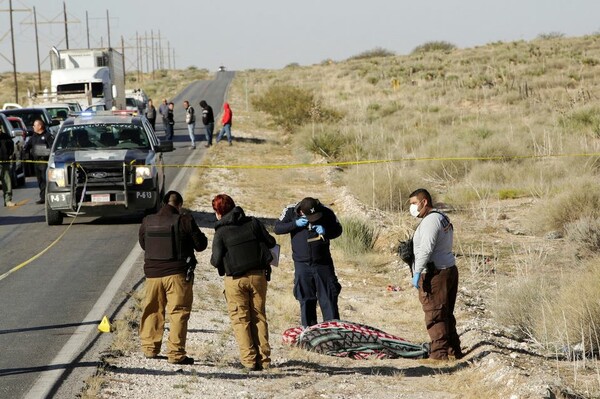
[199, 100, 214, 147]
[165, 102, 175, 141]
[24, 119, 54, 204]
[158, 98, 169, 133]
[183, 100, 196, 149]
[210, 194, 276, 371]
[215, 102, 233, 145]
[408, 188, 462, 361]
[274, 197, 343, 328]
[138, 190, 208, 365]
[0, 124, 15, 207]
[146, 98, 157, 130]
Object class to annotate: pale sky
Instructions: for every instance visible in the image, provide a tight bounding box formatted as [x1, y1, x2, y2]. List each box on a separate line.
[2, 0, 600, 73]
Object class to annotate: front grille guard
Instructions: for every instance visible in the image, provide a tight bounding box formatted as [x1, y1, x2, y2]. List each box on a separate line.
[68, 162, 132, 209]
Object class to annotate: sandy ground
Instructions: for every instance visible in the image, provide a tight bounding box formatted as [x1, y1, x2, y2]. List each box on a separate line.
[91, 127, 588, 399]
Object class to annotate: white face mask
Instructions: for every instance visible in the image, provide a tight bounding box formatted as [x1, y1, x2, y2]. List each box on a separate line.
[409, 203, 420, 218]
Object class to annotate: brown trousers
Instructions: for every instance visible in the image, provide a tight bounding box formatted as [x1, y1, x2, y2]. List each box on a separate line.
[417, 266, 462, 360]
[139, 274, 193, 363]
[224, 270, 271, 369]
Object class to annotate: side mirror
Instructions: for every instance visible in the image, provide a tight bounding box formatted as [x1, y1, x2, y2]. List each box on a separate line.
[49, 119, 60, 127]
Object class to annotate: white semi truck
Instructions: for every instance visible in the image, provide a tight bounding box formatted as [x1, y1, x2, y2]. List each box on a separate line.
[30, 47, 126, 110]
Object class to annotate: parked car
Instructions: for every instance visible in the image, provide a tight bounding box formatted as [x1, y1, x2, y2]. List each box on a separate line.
[125, 97, 142, 115]
[0, 108, 61, 178]
[45, 111, 174, 225]
[0, 113, 25, 187]
[6, 116, 31, 178]
[84, 103, 107, 112]
[0, 107, 60, 135]
[2, 102, 22, 110]
[33, 104, 71, 126]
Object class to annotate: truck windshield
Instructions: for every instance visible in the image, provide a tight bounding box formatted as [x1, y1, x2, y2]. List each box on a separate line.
[54, 124, 150, 150]
[56, 83, 104, 98]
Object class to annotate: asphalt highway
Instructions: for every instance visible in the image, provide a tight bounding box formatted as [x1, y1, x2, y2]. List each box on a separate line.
[0, 71, 233, 398]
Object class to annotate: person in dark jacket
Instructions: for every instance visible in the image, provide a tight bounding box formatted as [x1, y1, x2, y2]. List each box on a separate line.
[210, 194, 276, 371]
[138, 191, 208, 365]
[199, 100, 214, 147]
[274, 197, 343, 327]
[23, 119, 54, 204]
[165, 102, 175, 141]
[0, 124, 15, 207]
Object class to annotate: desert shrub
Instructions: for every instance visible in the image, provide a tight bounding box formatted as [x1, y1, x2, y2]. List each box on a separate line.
[336, 217, 377, 255]
[539, 181, 600, 233]
[305, 129, 347, 159]
[252, 85, 342, 132]
[492, 276, 554, 340]
[541, 263, 600, 355]
[498, 189, 523, 200]
[347, 47, 395, 61]
[565, 216, 600, 257]
[536, 32, 565, 40]
[412, 41, 457, 54]
[285, 62, 301, 69]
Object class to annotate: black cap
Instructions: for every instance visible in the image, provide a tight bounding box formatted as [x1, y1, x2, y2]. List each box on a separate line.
[299, 197, 323, 223]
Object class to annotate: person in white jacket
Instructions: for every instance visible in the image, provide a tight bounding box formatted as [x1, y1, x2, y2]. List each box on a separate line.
[409, 188, 462, 361]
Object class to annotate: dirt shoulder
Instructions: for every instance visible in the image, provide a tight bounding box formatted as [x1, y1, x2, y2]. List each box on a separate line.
[90, 118, 586, 399]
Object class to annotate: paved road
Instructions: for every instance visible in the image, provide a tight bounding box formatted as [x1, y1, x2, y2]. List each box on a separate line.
[0, 71, 233, 399]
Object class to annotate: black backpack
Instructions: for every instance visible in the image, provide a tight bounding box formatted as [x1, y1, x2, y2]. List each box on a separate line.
[144, 214, 181, 260]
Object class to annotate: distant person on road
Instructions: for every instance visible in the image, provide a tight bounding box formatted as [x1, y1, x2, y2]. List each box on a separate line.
[183, 100, 196, 149]
[146, 98, 157, 130]
[24, 119, 54, 205]
[199, 100, 214, 147]
[165, 102, 175, 141]
[138, 190, 208, 365]
[158, 98, 169, 133]
[274, 197, 343, 328]
[0, 124, 15, 207]
[408, 188, 462, 361]
[210, 194, 277, 371]
[215, 102, 233, 145]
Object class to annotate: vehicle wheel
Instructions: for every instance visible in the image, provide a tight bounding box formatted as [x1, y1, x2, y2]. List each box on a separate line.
[46, 201, 64, 225]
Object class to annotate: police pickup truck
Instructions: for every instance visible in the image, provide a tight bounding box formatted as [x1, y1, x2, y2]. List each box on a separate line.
[45, 112, 173, 225]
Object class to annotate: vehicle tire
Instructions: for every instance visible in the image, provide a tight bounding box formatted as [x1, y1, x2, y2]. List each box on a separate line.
[46, 201, 64, 225]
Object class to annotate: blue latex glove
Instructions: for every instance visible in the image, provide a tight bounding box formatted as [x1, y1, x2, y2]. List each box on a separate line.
[312, 225, 325, 235]
[295, 217, 309, 227]
[412, 272, 421, 289]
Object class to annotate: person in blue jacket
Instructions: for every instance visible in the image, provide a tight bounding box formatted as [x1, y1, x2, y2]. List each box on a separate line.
[274, 197, 343, 327]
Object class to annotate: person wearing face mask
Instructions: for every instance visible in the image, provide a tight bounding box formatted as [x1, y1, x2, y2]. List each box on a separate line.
[408, 188, 462, 362]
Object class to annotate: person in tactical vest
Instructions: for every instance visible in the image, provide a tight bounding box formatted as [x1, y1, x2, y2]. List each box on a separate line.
[138, 190, 208, 365]
[210, 194, 277, 371]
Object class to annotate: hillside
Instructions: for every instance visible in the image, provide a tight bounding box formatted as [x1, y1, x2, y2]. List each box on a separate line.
[82, 35, 600, 398]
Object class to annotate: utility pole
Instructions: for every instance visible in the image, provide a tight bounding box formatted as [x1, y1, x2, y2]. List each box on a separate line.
[172, 48, 176, 70]
[63, 1, 69, 49]
[121, 35, 125, 82]
[158, 30, 162, 70]
[33, 6, 41, 91]
[9, 0, 17, 102]
[106, 9, 111, 48]
[86, 11, 90, 48]
[144, 31, 149, 74]
[150, 29, 155, 78]
[167, 41, 171, 70]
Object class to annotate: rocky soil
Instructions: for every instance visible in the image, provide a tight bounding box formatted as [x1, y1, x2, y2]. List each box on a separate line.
[89, 127, 591, 399]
